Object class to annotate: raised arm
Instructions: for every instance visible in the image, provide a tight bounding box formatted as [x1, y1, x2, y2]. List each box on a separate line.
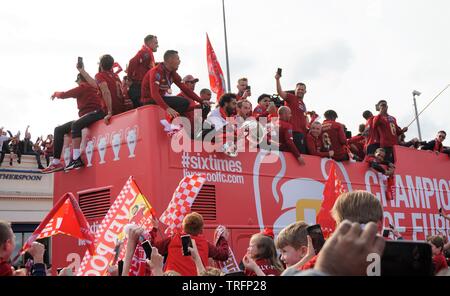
[275, 73, 288, 99]
[77, 65, 97, 88]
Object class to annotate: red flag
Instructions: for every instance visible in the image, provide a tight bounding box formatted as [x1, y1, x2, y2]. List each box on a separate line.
[206, 34, 226, 100]
[15, 193, 95, 260]
[317, 162, 346, 238]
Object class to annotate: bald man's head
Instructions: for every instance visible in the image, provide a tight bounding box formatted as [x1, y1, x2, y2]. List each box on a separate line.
[278, 106, 291, 121]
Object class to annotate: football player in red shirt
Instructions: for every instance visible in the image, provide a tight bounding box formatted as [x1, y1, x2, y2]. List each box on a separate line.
[321, 110, 349, 161]
[141, 50, 204, 128]
[252, 94, 277, 121]
[127, 35, 158, 108]
[272, 106, 305, 165]
[43, 72, 107, 173]
[306, 121, 334, 158]
[373, 100, 408, 163]
[236, 99, 253, 121]
[362, 110, 380, 156]
[275, 71, 308, 154]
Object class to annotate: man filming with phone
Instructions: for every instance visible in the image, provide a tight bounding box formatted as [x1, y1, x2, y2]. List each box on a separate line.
[236, 77, 251, 101]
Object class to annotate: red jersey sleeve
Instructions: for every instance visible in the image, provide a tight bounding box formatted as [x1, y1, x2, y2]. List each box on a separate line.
[59, 85, 84, 99]
[149, 69, 170, 110]
[337, 123, 347, 145]
[283, 125, 301, 158]
[208, 237, 229, 261]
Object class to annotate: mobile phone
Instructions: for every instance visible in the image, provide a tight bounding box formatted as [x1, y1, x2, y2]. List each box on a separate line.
[181, 235, 193, 256]
[277, 68, 282, 77]
[118, 260, 123, 276]
[246, 85, 251, 91]
[382, 229, 390, 238]
[77, 57, 83, 69]
[306, 224, 325, 254]
[381, 241, 433, 276]
[141, 240, 152, 259]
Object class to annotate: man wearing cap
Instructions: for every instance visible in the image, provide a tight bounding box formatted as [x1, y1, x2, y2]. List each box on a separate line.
[42, 71, 106, 173]
[177, 74, 199, 99]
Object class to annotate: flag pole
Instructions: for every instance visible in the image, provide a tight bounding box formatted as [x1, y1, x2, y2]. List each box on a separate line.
[222, 0, 231, 92]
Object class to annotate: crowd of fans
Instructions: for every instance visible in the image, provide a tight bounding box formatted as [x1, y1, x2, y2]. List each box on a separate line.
[1, 191, 449, 276]
[0, 126, 53, 169]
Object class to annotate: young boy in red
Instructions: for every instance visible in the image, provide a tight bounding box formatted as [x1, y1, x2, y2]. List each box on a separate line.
[427, 235, 448, 275]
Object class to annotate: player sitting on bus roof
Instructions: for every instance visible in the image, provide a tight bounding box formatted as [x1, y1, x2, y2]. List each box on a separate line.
[321, 110, 349, 162]
[270, 106, 305, 165]
[306, 121, 334, 159]
[42, 71, 107, 173]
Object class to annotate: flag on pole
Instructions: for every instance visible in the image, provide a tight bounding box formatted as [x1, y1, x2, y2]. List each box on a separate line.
[15, 193, 95, 261]
[206, 34, 226, 100]
[317, 162, 346, 238]
[78, 177, 156, 276]
[159, 173, 207, 235]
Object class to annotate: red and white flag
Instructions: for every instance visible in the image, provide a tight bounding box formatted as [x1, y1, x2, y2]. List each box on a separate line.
[213, 225, 240, 274]
[78, 177, 156, 276]
[206, 34, 226, 100]
[317, 162, 346, 238]
[15, 193, 95, 261]
[159, 173, 207, 235]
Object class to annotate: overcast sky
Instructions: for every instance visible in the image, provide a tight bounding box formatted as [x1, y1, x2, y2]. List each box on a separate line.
[1, 0, 449, 142]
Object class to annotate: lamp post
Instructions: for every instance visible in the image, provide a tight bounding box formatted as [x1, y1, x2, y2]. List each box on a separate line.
[412, 90, 422, 141]
[222, 0, 231, 92]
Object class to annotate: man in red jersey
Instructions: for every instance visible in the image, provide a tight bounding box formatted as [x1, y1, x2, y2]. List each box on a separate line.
[306, 121, 334, 158]
[177, 74, 199, 99]
[362, 110, 379, 156]
[127, 35, 158, 108]
[321, 110, 349, 161]
[42, 72, 107, 173]
[141, 50, 204, 131]
[275, 71, 308, 154]
[273, 106, 305, 165]
[252, 94, 277, 121]
[373, 100, 408, 163]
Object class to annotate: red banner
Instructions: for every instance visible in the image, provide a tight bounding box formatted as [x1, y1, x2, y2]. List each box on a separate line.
[206, 34, 226, 100]
[77, 177, 156, 276]
[15, 193, 94, 261]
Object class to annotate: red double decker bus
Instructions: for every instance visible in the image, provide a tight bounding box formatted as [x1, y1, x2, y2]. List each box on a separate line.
[52, 105, 450, 272]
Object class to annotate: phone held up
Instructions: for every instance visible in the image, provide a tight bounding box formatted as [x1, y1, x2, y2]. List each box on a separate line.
[277, 68, 282, 77]
[77, 57, 83, 69]
[306, 224, 325, 255]
[141, 240, 153, 259]
[181, 235, 193, 256]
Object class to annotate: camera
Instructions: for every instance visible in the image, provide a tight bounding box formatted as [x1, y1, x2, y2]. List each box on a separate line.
[270, 94, 284, 108]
